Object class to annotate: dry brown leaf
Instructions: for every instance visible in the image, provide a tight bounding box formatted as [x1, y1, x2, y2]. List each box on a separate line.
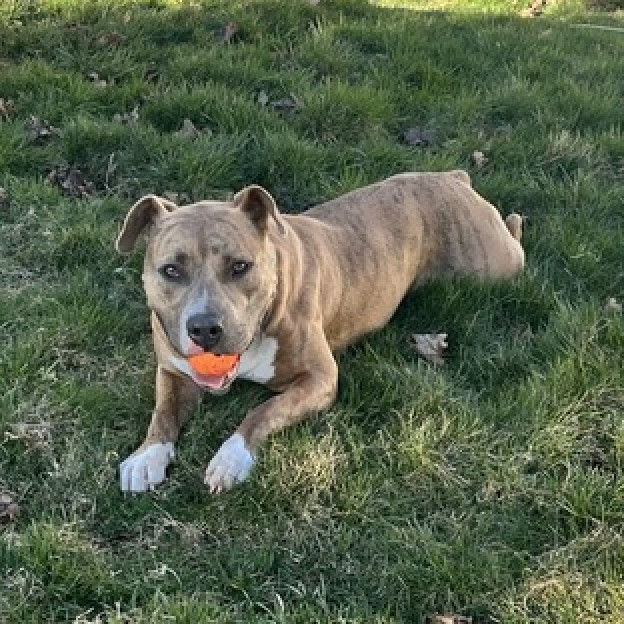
[144, 68, 160, 83]
[222, 21, 240, 43]
[605, 297, 622, 313]
[113, 106, 139, 125]
[97, 32, 127, 47]
[472, 150, 488, 168]
[409, 333, 448, 366]
[64, 21, 91, 36]
[176, 118, 200, 140]
[272, 96, 299, 111]
[5, 422, 52, 449]
[27, 115, 61, 143]
[0, 492, 19, 525]
[431, 615, 472, 624]
[46, 166, 94, 198]
[0, 97, 15, 120]
[86, 72, 107, 88]
[403, 127, 436, 147]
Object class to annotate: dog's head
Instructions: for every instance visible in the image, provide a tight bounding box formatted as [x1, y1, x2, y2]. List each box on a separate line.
[116, 186, 285, 359]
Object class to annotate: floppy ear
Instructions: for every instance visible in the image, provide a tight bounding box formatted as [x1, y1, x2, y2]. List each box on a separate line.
[115, 195, 177, 254]
[233, 185, 285, 236]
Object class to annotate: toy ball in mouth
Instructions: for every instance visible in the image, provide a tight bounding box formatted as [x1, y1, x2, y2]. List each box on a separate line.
[188, 352, 240, 376]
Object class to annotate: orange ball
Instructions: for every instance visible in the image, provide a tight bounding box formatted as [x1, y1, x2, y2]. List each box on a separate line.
[188, 352, 240, 376]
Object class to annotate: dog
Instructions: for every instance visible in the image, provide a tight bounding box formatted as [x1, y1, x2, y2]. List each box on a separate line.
[116, 170, 524, 493]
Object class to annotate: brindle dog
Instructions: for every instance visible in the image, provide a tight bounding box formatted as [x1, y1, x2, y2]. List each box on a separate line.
[116, 170, 524, 493]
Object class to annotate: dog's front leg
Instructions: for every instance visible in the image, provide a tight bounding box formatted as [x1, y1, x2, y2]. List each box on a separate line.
[205, 341, 338, 493]
[120, 366, 201, 493]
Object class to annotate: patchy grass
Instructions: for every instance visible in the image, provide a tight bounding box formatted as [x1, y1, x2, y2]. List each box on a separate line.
[1, 0, 624, 622]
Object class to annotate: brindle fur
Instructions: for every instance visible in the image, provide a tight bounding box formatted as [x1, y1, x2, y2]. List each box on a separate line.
[117, 170, 524, 487]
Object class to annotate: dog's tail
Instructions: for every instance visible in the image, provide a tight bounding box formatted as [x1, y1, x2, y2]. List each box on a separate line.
[504, 213, 523, 242]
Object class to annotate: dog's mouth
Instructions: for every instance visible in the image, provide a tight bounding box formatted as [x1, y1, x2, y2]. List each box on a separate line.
[187, 352, 242, 391]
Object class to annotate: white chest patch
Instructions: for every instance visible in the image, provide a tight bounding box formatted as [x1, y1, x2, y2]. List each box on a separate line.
[237, 335, 278, 383]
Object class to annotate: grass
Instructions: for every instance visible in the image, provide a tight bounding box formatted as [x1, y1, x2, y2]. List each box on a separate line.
[1, 0, 623, 622]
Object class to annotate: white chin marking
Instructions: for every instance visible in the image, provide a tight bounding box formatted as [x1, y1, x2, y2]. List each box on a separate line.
[120, 442, 175, 493]
[204, 433, 255, 494]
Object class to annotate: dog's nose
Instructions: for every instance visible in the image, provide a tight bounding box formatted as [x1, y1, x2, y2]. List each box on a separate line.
[186, 314, 224, 350]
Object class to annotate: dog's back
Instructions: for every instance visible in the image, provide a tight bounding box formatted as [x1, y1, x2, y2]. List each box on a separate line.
[287, 170, 524, 348]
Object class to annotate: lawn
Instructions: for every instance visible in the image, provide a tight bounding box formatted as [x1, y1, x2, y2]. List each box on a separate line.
[1, 0, 623, 622]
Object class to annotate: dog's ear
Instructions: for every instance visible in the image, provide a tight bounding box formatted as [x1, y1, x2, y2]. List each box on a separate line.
[234, 185, 285, 236]
[116, 195, 177, 253]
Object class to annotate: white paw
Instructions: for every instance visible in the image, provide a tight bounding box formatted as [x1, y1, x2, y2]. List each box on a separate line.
[204, 433, 255, 494]
[120, 442, 175, 493]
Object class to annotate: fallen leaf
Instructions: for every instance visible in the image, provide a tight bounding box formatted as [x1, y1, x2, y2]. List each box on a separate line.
[402, 127, 436, 147]
[176, 118, 199, 140]
[46, 166, 94, 198]
[257, 90, 269, 106]
[123, 10, 132, 24]
[222, 21, 239, 43]
[144, 68, 160, 83]
[431, 615, 472, 624]
[64, 21, 91, 36]
[0, 492, 19, 525]
[86, 71, 107, 88]
[113, 106, 139, 125]
[605, 297, 622, 313]
[97, 31, 127, 47]
[27, 115, 61, 143]
[408, 333, 448, 366]
[5, 422, 52, 449]
[271, 96, 299, 111]
[303, 0, 322, 4]
[0, 97, 15, 120]
[472, 150, 488, 168]
[0, 187, 7, 206]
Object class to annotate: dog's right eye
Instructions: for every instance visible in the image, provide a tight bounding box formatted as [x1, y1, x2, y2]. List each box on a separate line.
[160, 264, 182, 280]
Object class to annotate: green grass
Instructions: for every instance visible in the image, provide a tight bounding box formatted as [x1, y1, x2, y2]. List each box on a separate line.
[1, 0, 624, 622]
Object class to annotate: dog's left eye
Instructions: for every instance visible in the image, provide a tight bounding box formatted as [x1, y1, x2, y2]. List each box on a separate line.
[160, 264, 182, 280]
[231, 260, 251, 277]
